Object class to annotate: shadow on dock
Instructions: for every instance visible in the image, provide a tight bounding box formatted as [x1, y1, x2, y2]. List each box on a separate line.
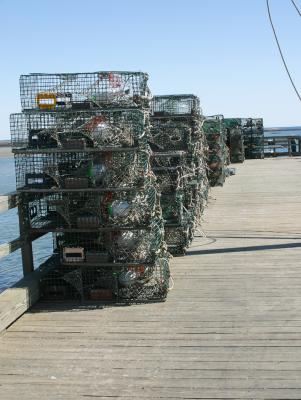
[187, 241, 301, 255]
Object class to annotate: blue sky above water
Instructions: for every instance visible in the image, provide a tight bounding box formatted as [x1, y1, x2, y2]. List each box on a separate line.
[0, 0, 300, 138]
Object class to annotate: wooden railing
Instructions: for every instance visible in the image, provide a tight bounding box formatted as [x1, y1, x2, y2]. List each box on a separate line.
[0, 192, 21, 261]
[0, 192, 49, 332]
[0, 192, 46, 276]
[264, 136, 301, 157]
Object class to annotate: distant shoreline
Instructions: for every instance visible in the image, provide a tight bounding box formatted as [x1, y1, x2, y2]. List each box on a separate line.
[0, 147, 12, 157]
[0, 140, 11, 147]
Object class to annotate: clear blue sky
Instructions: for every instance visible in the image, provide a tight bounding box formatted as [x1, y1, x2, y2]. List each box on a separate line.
[0, 0, 300, 138]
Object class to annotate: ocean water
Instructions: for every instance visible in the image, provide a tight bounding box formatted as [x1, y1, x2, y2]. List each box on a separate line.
[0, 156, 52, 293]
[264, 129, 301, 137]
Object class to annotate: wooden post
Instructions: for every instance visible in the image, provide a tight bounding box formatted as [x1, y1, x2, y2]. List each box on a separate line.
[17, 197, 34, 276]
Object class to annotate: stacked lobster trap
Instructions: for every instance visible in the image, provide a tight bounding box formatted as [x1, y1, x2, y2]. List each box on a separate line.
[203, 115, 229, 186]
[150, 95, 208, 255]
[224, 118, 245, 163]
[11, 71, 170, 303]
[242, 118, 264, 159]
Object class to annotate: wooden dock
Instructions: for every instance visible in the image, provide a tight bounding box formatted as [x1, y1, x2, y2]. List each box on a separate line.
[1, 157, 301, 399]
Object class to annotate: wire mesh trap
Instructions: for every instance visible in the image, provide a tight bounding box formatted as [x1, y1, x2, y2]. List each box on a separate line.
[203, 115, 228, 187]
[20, 71, 151, 111]
[242, 118, 264, 159]
[20, 182, 158, 231]
[11, 108, 147, 150]
[51, 216, 165, 265]
[151, 95, 201, 116]
[39, 254, 170, 303]
[14, 148, 151, 190]
[149, 117, 203, 152]
[224, 118, 245, 163]
[164, 226, 193, 256]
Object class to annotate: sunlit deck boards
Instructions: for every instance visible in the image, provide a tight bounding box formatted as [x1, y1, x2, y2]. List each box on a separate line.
[1, 157, 301, 399]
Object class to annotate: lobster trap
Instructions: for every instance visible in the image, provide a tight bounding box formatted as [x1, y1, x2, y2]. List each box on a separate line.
[203, 115, 228, 186]
[39, 254, 169, 303]
[150, 118, 202, 151]
[117, 256, 170, 302]
[164, 225, 193, 256]
[242, 118, 264, 159]
[14, 148, 150, 190]
[224, 118, 245, 163]
[151, 94, 201, 116]
[151, 151, 197, 192]
[10, 108, 147, 150]
[53, 218, 165, 264]
[20, 183, 158, 231]
[160, 192, 187, 224]
[19, 71, 151, 111]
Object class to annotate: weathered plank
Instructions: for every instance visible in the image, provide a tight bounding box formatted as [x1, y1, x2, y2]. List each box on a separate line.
[0, 231, 47, 261]
[0, 265, 54, 333]
[0, 192, 17, 214]
[0, 276, 39, 333]
[0, 238, 21, 260]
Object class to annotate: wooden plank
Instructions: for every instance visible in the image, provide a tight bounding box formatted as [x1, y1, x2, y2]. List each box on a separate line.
[0, 192, 17, 214]
[0, 265, 53, 333]
[0, 238, 21, 260]
[0, 231, 46, 261]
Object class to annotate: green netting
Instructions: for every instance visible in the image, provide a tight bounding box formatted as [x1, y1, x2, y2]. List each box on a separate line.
[242, 118, 264, 159]
[224, 118, 245, 163]
[203, 115, 228, 186]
